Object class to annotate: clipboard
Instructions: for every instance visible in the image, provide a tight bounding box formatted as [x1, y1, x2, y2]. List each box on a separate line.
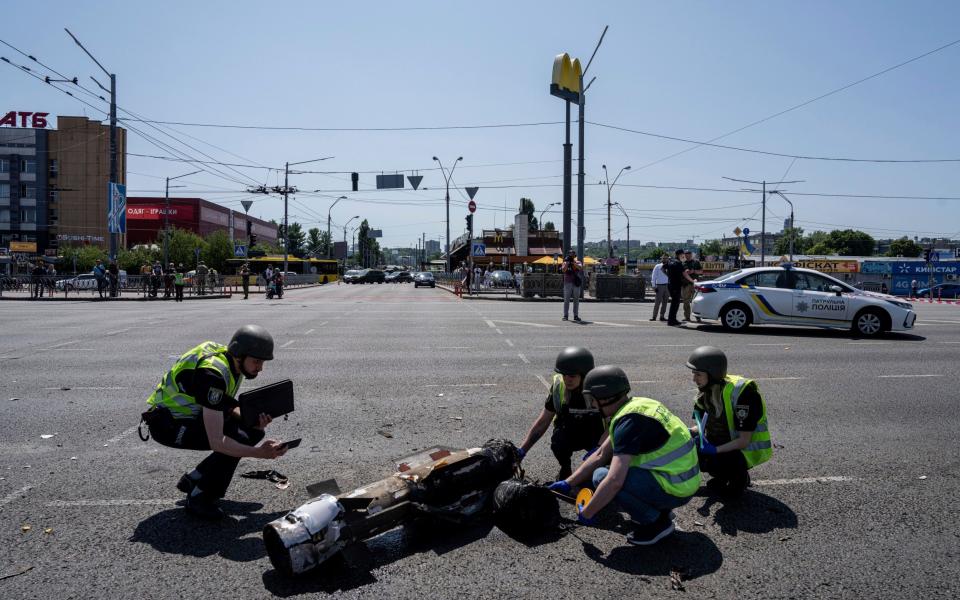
[238, 379, 295, 428]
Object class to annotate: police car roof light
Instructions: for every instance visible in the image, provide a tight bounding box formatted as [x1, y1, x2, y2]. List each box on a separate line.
[781, 262, 794, 270]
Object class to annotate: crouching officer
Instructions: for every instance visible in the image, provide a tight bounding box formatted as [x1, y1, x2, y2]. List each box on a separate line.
[550, 366, 700, 545]
[685, 346, 772, 497]
[518, 347, 605, 480]
[140, 324, 287, 519]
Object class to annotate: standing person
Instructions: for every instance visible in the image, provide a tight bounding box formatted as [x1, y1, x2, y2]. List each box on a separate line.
[685, 346, 771, 497]
[666, 250, 692, 326]
[240, 263, 251, 299]
[45, 262, 57, 297]
[93, 259, 107, 299]
[518, 347, 605, 481]
[31, 261, 45, 299]
[649, 254, 670, 321]
[561, 249, 583, 322]
[140, 263, 152, 296]
[273, 270, 284, 299]
[682, 250, 702, 322]
[140, 325, 288, 519]
[473, 265, 481, 293]
[264, 264, 274, 290]
[150, 261, 163, 298]
[164, 263, 175, 299]
[910, 279, 918, 298]
[549, 366, 700, 545]
[196, 261, 208, 296]
[174, 264, 185, 302]
[107, 260, 120, 298]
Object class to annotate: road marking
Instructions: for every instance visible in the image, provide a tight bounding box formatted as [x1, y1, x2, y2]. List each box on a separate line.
[534, 345, 569, 349]
[505, 339, 515, 347]
[747, 343, 791, 346]
[536, 375, 551, 389]
[847, 341, 891, 345]
[938, 341, 960, 344]
[304, 328, 315, 335]
[42, 386, 127, 390]
[44, 340, 80, 350]
[485, 319, 496, 328]
[280, 347, 331, 350]
[280, 340, 294, 348]
[105, 328, 130, 336]
[436, 346, 472, 350]
[648, 344, 698, 348]
[877, 374, 942, 379]
[752, 377, 804, 381]
[424, 383, 498, 388]
[518, 353, 531, 364]
[315, 321, 329, 327]
[0, 485, 31, 508]
[754, 476, 855, 486]
[495, 328, 503, 335]
[46, 498, 180, 507]
[104, 425, 140, 446]
[917, 319, 960, 324]
[590, 321, 632, 328]
[490, 320, 557, 328]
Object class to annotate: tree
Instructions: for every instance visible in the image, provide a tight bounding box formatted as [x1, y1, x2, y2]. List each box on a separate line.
[806, 241, 834, 255]
[59, 244, 108, 274]
[886, 236, 922, 258]
[699, 239, 723, 257]
[117, 246, 159, 272]
[722, 246, 740, 258]
[642, 246, 666, 260]
[305, 228, 330, 256]
[285, 222, 306, 257]
[544, 221, 556, 232]
[166, 227, 206, 269]
[519, 198, 538, 232]
[355, 219, 381, 268]
[201, 230, 234, 272]
[826, 229, 875, 256]
[774, 227, 805, 255]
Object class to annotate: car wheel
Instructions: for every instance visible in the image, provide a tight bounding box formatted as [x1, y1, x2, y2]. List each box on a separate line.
[853, 308, 887, 337]
[720, 303, 752, 331]
[430, 283, 435, 288]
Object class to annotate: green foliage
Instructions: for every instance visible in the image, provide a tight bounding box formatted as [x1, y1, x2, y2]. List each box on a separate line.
[699, 239, 723, 257]
[806, 242, 834, 255]
[306, 228, 330, 256]
[166, 227, 206, 269]
[886, 237, 922, 258]
[722, 246, 740, 258]
[286, 222, 306, 256]
[642, 246, 667, 260]
[355, 219, 381, 268]
[543, 221, 556, 232]
[201, 230, 234, 272]
[774, 227, 805, 255]
[519, 198, 539, 231]
[117, 246, 159, 272]
[825, 229, 875, 256]
[58, 245, 108, 273]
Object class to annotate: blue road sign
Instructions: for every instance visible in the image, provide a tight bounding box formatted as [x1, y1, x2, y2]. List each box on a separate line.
[931, 251, 940, 263]
[234, 245, 247, 258]
[472, 242, 486, 257]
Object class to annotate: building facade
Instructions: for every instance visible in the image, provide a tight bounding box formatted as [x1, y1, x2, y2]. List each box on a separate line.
[125, 197, 277, 248]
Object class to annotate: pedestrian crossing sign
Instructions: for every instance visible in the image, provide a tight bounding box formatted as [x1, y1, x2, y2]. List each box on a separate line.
[472, 242, 486, 257]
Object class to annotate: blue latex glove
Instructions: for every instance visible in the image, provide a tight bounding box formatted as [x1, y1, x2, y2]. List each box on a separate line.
[517, 447, 526, 460]
[547, 480, 572, 495]
[581, 446, 598, 461]
[577, 504, 596, 526]
[699, 441, 718, 455]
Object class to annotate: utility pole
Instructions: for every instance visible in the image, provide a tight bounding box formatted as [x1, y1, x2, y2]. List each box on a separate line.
[327, 196, 347, 259]
[772, 191, 796, 261]
[602, 164, 630, 259]
[433, 156, 463, 272]
[723, 176, 803, 265]
[615, 202, 630, 268]
[578, 26, 608, 262]
[66, 28, 119, 259]
[272, 156, 332, 273]
[164, 169, 201, 268]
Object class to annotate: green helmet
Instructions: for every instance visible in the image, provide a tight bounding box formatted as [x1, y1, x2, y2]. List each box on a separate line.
[228, 325, 275, 361]
[686, 346, 727, 382]
[582, 365, 630, 405]
[554, 347, 595, 377]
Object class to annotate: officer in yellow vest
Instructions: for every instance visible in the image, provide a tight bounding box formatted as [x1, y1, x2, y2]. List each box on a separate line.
[518, 347, 605, 481]
[686, 346, 772, 497]
[549, 366, 700, 545]
[141, 325, 287, 519]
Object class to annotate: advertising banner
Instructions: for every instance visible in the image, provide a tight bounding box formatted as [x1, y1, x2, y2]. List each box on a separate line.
[107, 182, 126, 234]
[860, 261, 893, 275]
[126, 205, 195, 221]
[771, 259, 858, 273]
[10, 241, 37, 253]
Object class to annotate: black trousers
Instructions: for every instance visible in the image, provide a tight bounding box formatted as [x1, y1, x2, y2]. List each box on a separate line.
[242, 278, 249, 298]
[174, 285, 184, 302]
[667, 285, 682, 323]
[550, 420, 604, 478]
[698, 448, 749, 487]
[146, 407, 265, 498]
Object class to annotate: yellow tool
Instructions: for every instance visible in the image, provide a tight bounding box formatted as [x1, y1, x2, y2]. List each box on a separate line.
[576, 488, 592, 509]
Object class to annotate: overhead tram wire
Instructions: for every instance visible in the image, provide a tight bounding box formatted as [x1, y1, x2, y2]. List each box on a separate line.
[110, 118, 565, 132]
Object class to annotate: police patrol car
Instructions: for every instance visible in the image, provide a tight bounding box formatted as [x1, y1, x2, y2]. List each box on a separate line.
[692, 264, 916, 337]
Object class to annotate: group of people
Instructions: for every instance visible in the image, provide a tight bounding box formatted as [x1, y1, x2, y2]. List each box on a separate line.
[139, 261, 188, 301]
[521, 345, 771, 546]
[92, 259, 122, 299]
[141, 326, 771, 545]
[650, 249, 702, 325]
[255, 264, 284, 300]
[29, 260, 57, 299]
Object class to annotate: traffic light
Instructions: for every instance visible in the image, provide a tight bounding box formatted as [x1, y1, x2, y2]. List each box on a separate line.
[250, 233, 258, 246]
[465, 213, 473, 232]
[246, 220, 253, 237]
[351, 172, 359, 192]
[923, 249, 931, 263]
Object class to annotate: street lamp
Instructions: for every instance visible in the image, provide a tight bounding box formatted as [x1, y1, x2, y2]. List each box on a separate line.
[327, 195, 347, 259]
[351, 225, 361, 266]
[614, 202, 630, 268]
[772, 191, 796, 261]
[164, 169, 201, 268]
[343, 215, 359, 267]
[433, 155, 463, 272]
[601, 164, 631, 258]
[539, 202, 560, 230]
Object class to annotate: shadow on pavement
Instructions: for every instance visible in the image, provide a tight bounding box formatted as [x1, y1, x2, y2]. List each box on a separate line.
[262, 517, 495, 596]
[130, 501, 284, 563]
[580, 530, 723, 581]
[694, 323, 926, 342]
[696, 489, 798, 537]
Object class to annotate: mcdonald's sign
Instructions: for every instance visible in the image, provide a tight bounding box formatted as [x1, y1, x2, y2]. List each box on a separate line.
[550, 53, 582, 103]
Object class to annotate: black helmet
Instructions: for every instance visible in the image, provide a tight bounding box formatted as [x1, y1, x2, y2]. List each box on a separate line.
[228, 325, 274, 360]
[554, 347, 595, 377]
[582, 365, 631, 405]
[686, 346, 727, 382]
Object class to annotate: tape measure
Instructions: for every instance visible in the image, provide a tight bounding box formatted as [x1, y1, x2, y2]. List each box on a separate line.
[576, 488, 593, 509]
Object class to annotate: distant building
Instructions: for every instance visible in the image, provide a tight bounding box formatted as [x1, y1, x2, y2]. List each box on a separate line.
[125, 197, 276, 247]
[425, 239, 440, 254]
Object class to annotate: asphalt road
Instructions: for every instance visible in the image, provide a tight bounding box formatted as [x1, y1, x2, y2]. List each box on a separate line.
[1, 284, 958, 599]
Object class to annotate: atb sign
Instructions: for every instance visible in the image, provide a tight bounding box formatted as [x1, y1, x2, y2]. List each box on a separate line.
[472, 242, 486, 257]
[234, 245, 248, 258]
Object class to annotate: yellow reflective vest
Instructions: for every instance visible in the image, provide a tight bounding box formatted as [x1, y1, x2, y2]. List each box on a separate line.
[146, 341, 241, 419]
[717, 375, 772, 469]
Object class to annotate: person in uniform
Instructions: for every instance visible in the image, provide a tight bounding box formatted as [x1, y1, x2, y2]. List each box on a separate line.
[518, 347, 605, 480]
[685, 346, 772, 497]
[173, 264, 185, 302]
[240, 263, 251, 299]
[196, 261, 208, 295]
[550, 366, 700, 545]
[682, 250, 702, 322]
[141, 325, 287, 519]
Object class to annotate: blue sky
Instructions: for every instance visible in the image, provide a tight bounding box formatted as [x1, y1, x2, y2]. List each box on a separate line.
[5, 1, 960, 249]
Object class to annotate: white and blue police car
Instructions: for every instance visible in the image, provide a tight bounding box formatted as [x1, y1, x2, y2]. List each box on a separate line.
[691, 264, 916, 337]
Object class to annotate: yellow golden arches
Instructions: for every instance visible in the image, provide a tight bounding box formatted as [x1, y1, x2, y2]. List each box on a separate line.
[550, 53, 582, 102]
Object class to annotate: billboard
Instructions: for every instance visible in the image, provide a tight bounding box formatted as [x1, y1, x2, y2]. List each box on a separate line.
[126, 205, 196, 221]
[107, 182, 126, 234]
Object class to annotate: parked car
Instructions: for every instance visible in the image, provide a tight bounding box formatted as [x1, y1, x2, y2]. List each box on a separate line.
[413, 272, 436, 288]
[386, 271, 414, 283]
[916, 283, 960, 299]
[489, 270, 514, 288]
[349, 269, 385, 284]
[56, 273, 98, 291]
[342, 269, 363, 284]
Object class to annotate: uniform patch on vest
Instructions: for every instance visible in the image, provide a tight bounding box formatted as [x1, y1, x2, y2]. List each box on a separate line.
[735, 405, 749, 421]
[207, 387, 223, 406]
